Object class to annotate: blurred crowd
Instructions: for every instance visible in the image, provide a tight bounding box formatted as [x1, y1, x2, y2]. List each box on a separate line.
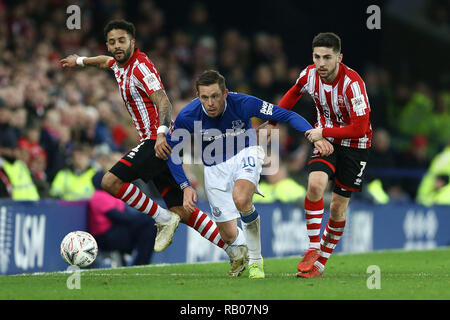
[0, 0, 449, 206]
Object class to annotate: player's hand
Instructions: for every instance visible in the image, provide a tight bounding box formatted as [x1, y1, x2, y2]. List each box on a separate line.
[305, 128, 323, 143]
[154, 133, 172, 160]
[256, 121, 275, 145]
[183, 186, 197, 213]
[313, 138, 334, 156]
[60, 54, 79, 68]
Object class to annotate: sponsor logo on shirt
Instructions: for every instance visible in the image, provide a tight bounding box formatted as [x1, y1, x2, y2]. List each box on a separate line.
[259, 101, 273, 116]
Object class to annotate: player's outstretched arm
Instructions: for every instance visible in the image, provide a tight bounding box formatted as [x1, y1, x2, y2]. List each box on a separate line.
[60, 54, 113, 69]
[151, 89, 173, 160]
[243, 96, 334, 156]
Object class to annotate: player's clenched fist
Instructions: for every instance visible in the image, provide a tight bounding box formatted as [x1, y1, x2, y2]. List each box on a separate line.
[60, 54, 80, 68]
[313, 138, 334, 156]
[183, 186, 198, 213]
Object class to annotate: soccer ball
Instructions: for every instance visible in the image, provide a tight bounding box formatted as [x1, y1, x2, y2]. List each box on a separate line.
[60, 231, 98, 268]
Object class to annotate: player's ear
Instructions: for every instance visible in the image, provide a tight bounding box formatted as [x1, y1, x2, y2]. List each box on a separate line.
[338, 53, 343, 63]
[223, 88, 229, 99]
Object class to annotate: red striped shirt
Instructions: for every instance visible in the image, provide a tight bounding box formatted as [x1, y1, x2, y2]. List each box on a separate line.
[278, 63, 372, 149]
[109, 48, 164, 141]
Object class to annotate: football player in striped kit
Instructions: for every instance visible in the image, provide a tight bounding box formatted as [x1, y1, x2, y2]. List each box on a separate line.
[60, 20, 230, 261]
[269, 32, 372, 278]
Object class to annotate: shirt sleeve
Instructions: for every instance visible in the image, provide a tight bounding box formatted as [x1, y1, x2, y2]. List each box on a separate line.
[322, 80, 371, 139]
[108, 58, 116, 68]
[133, 62, 165, 97]
[241, 95, 313, 133]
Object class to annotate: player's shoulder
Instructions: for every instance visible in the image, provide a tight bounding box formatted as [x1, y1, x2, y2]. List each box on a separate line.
[341, 63, 364, 83]
[304, 64, 317, 72]
[227, 91, 250, 101]
[296, 64, 316, 83]
[227, 91, 260, 104]
[133, 51, 158, 75]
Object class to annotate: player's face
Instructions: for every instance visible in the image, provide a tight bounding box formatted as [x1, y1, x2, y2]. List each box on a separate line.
[313, 47, 343, 82]
[197, 84, 228, 118]
[106, 29, 135, 64]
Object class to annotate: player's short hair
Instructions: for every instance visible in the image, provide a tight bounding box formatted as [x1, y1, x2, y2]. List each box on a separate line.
[195, 70, 226, 93]
[312, 32, 341, 53]
[104, 19, 136, 40]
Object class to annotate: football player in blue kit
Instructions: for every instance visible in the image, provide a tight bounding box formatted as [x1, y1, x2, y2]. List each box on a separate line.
[164, 70, 333, 278]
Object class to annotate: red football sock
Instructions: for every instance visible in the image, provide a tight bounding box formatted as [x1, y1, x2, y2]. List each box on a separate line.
[304, 197, 324, 250]
[115, 182, 159, 217]
[315, 219, 346, 271]
[187, 208, 227, 249]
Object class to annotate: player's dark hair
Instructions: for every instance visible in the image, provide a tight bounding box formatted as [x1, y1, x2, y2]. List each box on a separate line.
[195, 70, 226, 92]
[312, 32, 341, 53]
[104, 19, 136, 40]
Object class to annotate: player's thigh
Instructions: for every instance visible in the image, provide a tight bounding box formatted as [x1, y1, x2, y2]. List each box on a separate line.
[152, 164, 184, 210]
[232, 179, 256, 211]
[306, 147, 337, 198]
[204, 165, 239, 223]
[109, 139, 161, 183]
[233, 146, 263, 196]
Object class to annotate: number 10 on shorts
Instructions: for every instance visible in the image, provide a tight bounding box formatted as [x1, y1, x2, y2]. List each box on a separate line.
[242, 156, 256, 168]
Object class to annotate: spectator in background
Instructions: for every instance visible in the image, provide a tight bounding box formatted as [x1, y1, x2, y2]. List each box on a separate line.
[432, 90, 450, 148]
[254, 163, 306, 204]
[40, 108, 73, 182]
[0, 124, 40, 200]
[364, 67, 388, 131]
[416, 141, 450, 206]
[50, 143, 96, 200]
[17, 122, 50, 198]
[89, 170, 157, 266]
[397, 82, 440, 154]
[184, 2, 217, 45]
[398, 135, 431, 200]
[365, 128, 402, 202]
[251, 64, 278, 102]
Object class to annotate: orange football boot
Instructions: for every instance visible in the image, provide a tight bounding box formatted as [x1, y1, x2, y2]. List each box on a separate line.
[297, 250, 320, 272]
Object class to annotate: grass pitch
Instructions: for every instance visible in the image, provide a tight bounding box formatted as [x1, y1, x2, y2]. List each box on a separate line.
[0, 248, 449, 300]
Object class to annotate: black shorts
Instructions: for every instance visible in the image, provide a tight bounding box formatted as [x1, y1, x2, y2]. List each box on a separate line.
[308, 143, 369, 198]
[109, 139, 183, 209]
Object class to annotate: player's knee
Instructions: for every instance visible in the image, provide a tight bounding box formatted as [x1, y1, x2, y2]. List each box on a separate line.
[307, 179, 326, 200]
[233, 194, 252, 213]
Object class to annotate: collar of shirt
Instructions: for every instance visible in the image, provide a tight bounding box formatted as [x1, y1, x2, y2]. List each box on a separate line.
[118, 48, 141, 70]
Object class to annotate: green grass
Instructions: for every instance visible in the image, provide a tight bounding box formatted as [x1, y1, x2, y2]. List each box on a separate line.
[0, 248, 449, 300]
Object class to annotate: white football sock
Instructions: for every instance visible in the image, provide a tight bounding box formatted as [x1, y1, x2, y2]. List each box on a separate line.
[241, 215, 262, 265]
[153, 207, 171, 224]
[225, 227, 246, 259]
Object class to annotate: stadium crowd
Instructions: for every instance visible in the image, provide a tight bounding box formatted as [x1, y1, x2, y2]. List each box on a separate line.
[0, 0, 449, 206]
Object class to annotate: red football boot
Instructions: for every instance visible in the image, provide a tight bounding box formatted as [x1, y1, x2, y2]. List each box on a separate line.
[296, 265, 323, 278]
[297, 250, 320, 272]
